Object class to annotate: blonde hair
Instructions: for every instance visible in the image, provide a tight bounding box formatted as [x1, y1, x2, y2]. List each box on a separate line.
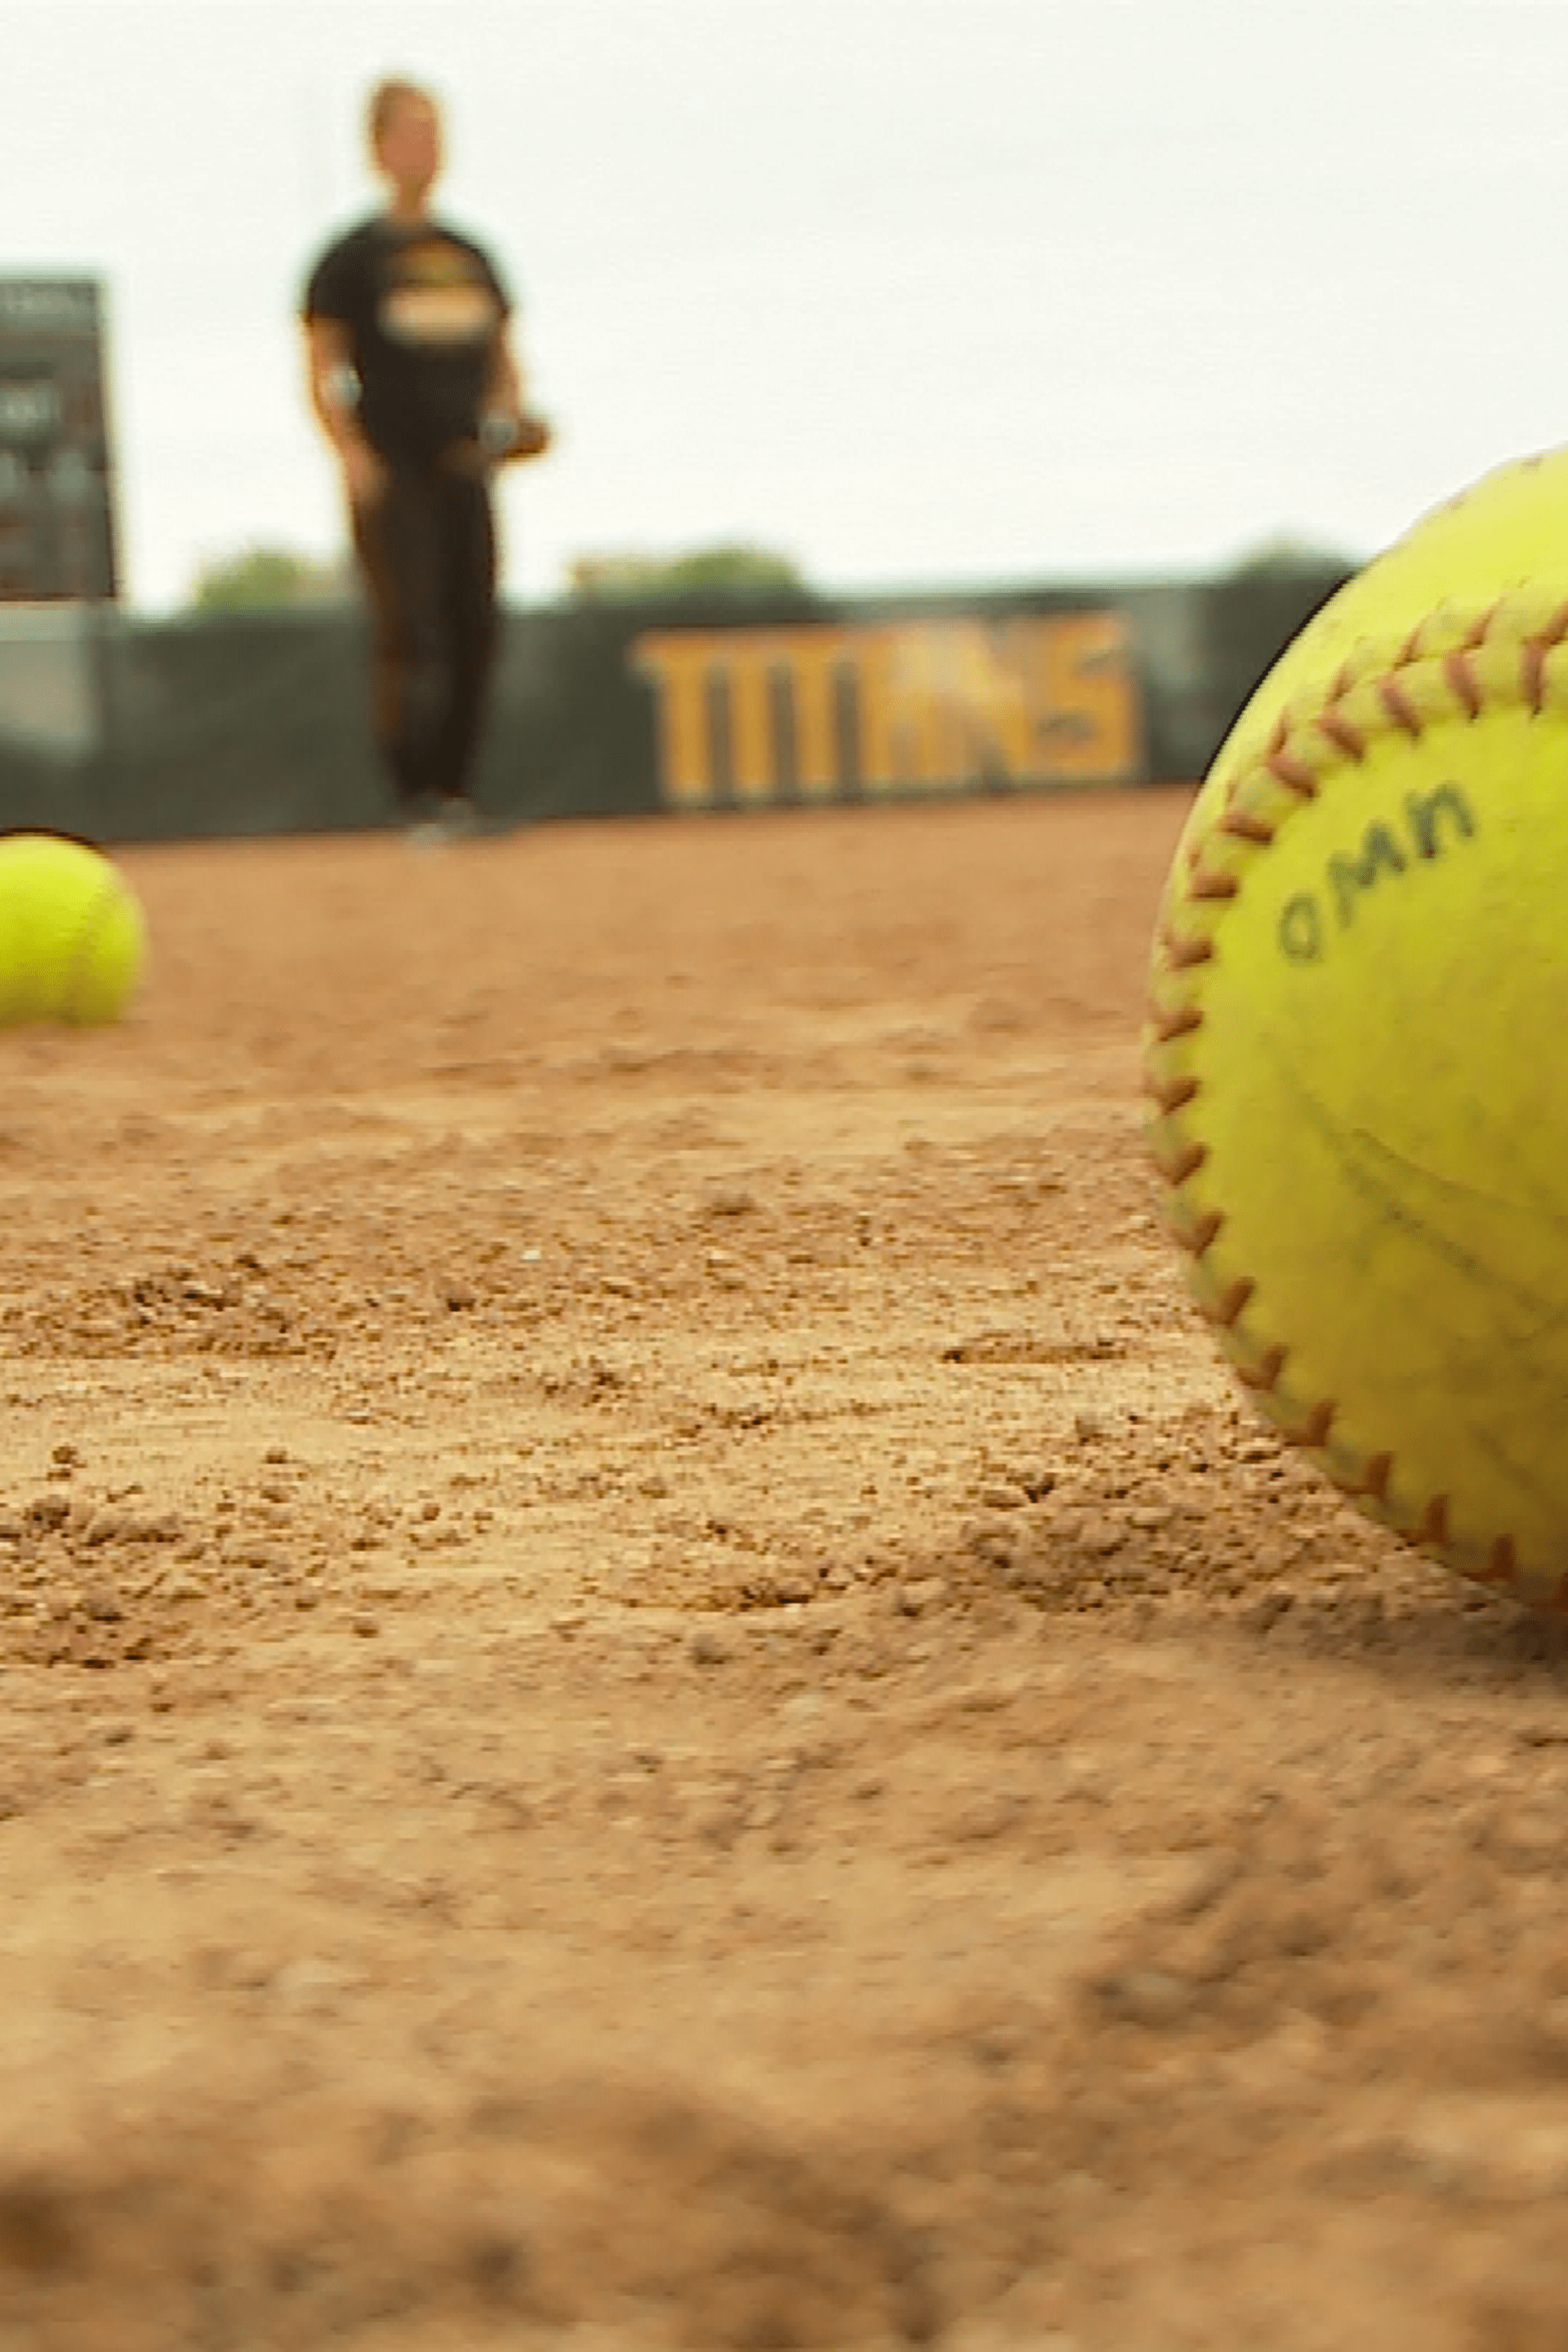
[367, 78, 439, 155]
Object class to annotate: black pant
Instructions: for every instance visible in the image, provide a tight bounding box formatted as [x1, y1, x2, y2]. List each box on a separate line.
[351, 466, 497, 811]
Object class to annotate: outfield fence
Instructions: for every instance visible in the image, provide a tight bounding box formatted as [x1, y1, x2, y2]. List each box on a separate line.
[0, 558, 1352, 843]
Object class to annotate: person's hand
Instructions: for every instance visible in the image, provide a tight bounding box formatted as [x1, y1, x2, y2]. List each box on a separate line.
[476, 412, 553, 467]
[500, 412, 552, 464]
[341, 437, 387, 510]
[440, 415, 553, 483]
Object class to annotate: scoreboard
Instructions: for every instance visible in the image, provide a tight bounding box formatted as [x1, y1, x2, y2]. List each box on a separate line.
[0, 278, 118, 603]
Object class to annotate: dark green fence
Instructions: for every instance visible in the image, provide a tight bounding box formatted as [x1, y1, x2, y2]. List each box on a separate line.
[0, 555, 1356, 844]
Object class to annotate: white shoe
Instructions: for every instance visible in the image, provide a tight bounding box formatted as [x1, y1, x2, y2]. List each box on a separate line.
[437, 797, 483, 842]
[403, 798, 481, 849]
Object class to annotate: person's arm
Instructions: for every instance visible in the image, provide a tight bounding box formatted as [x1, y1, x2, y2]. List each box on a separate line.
[483, 322, 528, 433]
[303, 314, 385, 509]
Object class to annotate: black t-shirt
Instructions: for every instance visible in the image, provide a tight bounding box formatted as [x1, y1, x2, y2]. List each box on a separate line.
[302, 216, 511, 466]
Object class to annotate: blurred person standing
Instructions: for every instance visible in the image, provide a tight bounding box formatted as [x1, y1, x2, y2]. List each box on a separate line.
[301, 78, 541, 842]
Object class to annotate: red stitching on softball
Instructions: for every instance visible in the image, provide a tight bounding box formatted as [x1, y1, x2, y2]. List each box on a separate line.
[1342, 1451, 1393, 1503]
[1379, 678, 1423, 737]
[1151, 1004, 1203, 1043]
[1218, 809, 1275, 845]
[1280, 1399, 1334, 1450]
[1204, 1276, 1254, 1328]
[1397, 1494, 1450, 1548]
[1146, 1071, 1200, 1115]
[1169, 1205, 1223, 1257]
[1160, 928, 1214, 971]
[1187, 865, 1239, 902]
[1443, 650, 1481, 719]
[1523, 641, 1548, 715]
[1265, 750, 1317, 797]
[1235, 1343, 1286, 1392]
[1521, 608, 1568, 714]
[1317, 707, 1365, 760]
[1154, 1138, 1208, 1186]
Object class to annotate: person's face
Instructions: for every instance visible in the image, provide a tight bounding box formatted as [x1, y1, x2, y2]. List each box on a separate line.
[376, 96, 443, 201]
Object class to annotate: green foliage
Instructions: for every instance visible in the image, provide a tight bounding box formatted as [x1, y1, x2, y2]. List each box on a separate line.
[188, 547, 349, 614]
[567, 543, 807, 602]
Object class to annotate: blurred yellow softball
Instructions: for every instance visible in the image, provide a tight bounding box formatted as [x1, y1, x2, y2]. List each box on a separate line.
[1146, 447, 1568, 1610]
[0, 833, 147, 1028]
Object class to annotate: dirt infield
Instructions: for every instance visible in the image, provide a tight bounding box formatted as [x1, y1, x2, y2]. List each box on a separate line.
[2, 791, 1567, 2351]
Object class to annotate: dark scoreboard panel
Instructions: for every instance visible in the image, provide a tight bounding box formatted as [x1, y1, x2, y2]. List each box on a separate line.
[0, 278, 118, 602]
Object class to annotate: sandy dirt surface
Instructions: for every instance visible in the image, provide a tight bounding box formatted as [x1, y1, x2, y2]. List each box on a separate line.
[2, 792, 1567, 2352]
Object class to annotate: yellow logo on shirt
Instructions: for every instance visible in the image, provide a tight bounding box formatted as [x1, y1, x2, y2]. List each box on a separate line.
[379, 238, 499, 348]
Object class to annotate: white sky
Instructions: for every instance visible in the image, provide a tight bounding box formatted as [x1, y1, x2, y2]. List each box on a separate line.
[5, 0, 1567, 611]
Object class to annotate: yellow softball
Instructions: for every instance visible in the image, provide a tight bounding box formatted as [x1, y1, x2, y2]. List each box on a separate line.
[1146, 446, 1568, 1610]
[0, 833, 147, 1027]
